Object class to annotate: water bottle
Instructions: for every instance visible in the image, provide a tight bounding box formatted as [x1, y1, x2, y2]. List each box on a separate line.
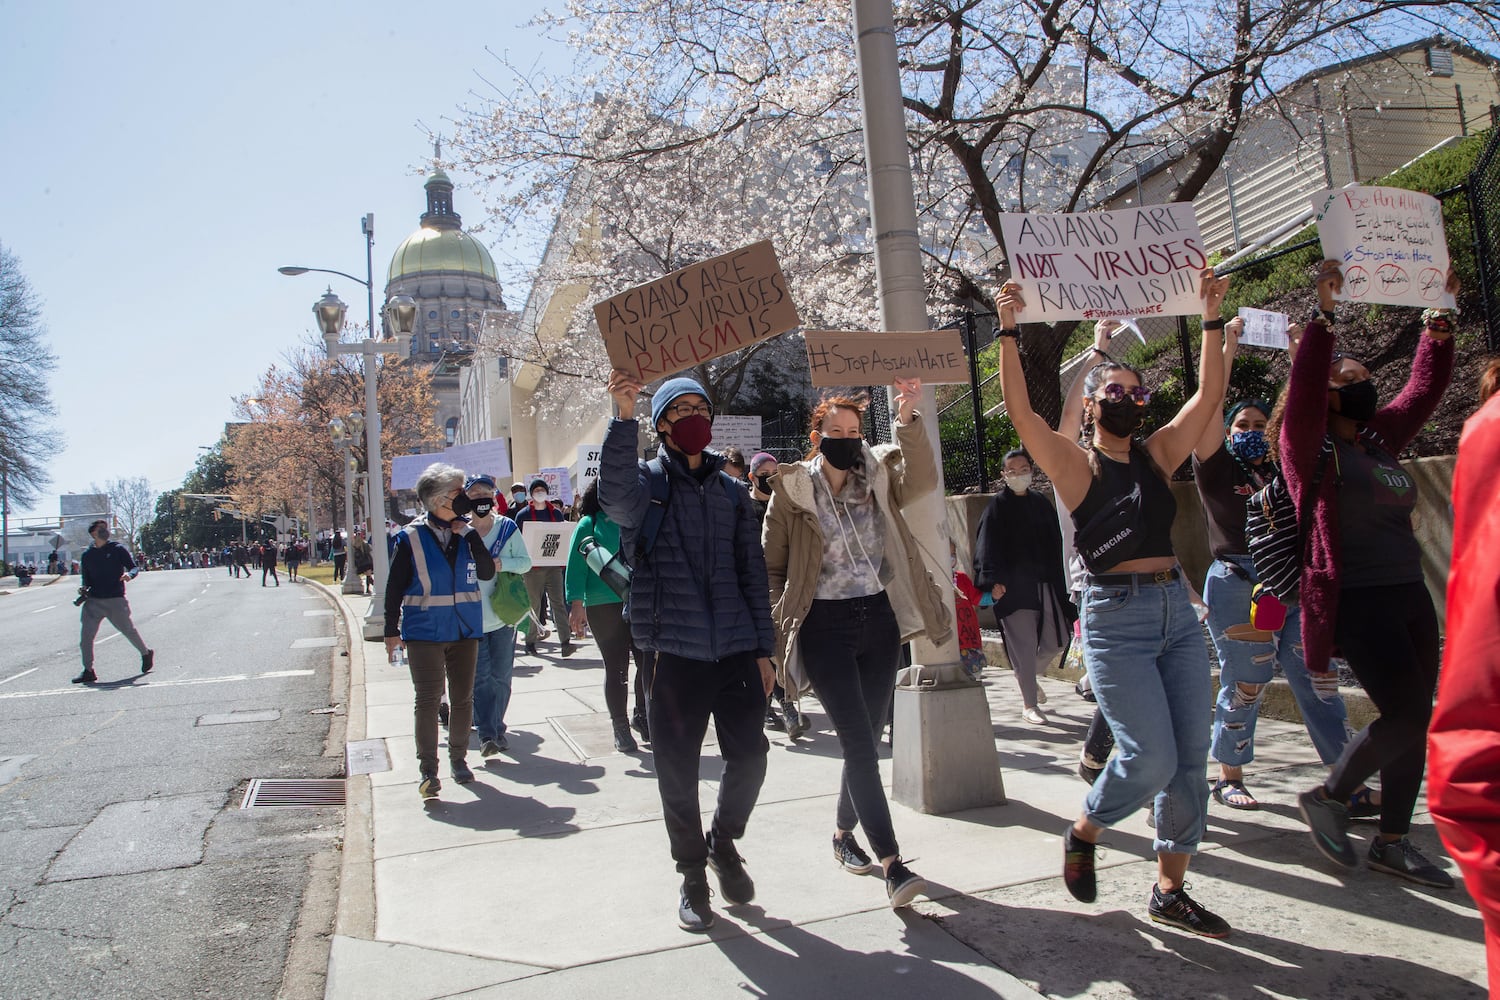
[580, 538, 632, 599]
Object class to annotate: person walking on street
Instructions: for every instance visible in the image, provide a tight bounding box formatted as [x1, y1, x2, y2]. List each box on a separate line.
[331, 530, 347, 583]
[74, 520, 154, 684]
[260, 539, 280, 587]
[286, 538, 303, 581]
[463, 475, 531, 758]
[762, 377, 950, 910]
[601, 372, 776, 934]
[234, 542, 252, 580]
[384, 464, 496, 801]
[514, 479, 572, 658]
[351, 531, 375, 595]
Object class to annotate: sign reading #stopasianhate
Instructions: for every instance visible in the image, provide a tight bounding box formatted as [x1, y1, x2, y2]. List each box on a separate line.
[594, 241, 802, 380]
[999, 204, 1208, 322]
[1311, 186, 1455, 309]
[802, 330, 968, 387]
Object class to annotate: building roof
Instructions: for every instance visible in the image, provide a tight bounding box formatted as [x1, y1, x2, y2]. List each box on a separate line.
[387, 227, 498, 283]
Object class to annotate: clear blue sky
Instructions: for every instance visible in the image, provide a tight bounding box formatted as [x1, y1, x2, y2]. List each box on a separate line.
[0, 0, 566, 521]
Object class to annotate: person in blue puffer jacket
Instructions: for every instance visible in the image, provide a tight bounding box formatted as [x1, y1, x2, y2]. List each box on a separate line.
[601, 370, 776, 936]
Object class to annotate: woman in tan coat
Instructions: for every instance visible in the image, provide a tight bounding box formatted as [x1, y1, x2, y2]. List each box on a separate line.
[763, 376, 951, 909]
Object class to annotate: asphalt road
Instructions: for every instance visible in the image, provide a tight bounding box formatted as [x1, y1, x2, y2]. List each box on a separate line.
[0, 568, 345, 999]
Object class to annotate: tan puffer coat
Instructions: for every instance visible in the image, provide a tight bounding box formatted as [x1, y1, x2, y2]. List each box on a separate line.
[762, 414, 953, 694]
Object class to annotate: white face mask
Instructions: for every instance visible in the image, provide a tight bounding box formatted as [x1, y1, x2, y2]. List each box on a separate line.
[1004, 473, 1032, 494]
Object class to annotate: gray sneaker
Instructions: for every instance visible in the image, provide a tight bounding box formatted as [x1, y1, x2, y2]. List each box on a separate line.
[1298, 788, 1357, 868]
[1367, 837, 1454, 889]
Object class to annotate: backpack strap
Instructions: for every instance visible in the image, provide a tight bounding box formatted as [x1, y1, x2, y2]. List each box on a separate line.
[634, 460, 744, 563]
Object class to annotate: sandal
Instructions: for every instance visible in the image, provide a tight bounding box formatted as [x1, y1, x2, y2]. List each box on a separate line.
[1347, 786, 1381, 822]
[1211, 778, 1260, 810]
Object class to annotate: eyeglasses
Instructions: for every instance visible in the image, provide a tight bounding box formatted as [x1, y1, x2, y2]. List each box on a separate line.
[1096, 384, 1151, 405]
[667, 402, 712, 419]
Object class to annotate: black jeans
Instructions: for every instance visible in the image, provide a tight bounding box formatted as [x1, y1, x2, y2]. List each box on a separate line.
[650, 650, 768, 872]
[799, 591, 902, 860]
[1324, 581, 1441, 836]
[587, 602, 644, 723]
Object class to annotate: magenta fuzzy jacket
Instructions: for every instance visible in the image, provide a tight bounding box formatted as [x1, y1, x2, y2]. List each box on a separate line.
[1280, 316, 1455, 674]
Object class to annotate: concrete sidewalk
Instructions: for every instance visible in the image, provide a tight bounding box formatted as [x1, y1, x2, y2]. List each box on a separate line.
[319, 587, 1488, 1000]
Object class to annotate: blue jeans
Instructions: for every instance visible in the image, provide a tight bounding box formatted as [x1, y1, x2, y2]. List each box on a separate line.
[1204, 556, 1349, 767]
[472, 626, 516, 742]
[1081, 575, 1211, 855]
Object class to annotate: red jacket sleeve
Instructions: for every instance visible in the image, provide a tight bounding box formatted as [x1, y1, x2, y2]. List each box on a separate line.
[1366, 333, 1455, 454]
[1279, 316, 1335, 507]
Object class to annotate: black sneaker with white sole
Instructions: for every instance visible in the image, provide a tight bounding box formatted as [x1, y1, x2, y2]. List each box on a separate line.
[1148, 883, 1231, 938]
[833, 832, 877, 874]
[418, 774, 441, 800]
[451, 760, 475, 784]
[678, 869, 715, 932]
[706, 832, 755, 904]
[1367, 837, 1455, 889]
[885, 859, 927, 908]
[1297, 788, 1357, 868]
[1063, 826, 1097, 903]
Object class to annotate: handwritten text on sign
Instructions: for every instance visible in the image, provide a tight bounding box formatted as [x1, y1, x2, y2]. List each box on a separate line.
[521, 521, 577, 568]
[1000, 204, 1207, 321]
[1237, 307, 1290, 351]
[803, 330, 968, 387]
[594, 241, 802, 381]
[1312, 186, 1454, 309]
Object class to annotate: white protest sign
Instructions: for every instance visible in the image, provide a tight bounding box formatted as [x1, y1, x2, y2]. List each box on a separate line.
[521, 520, 577, 568]
[712, 416, 762, 458]
[1237, 307, 1290, 351]
[1311, 186, 1455, 309]
[390, 438, 513, 491]
[537, 467, 573, 506]
[1000, 204, 1208, 322]
[577, 445, 603, 488]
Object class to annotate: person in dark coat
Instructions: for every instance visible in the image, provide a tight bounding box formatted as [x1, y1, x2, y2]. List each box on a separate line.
[972, 449, 1077, 724]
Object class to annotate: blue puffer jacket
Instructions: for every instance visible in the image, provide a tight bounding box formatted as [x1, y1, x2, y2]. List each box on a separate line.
[598, 417, 774, 662]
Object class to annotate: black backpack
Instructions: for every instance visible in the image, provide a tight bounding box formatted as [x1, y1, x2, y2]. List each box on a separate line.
[1244, 441, 1336, 600]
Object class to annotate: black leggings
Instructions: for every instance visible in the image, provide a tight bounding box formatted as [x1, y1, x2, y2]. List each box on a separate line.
[587, 602, 642, 723]
[1324, 581, 1441, 837]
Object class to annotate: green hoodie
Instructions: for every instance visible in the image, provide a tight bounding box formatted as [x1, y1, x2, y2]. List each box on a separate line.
[565, 512, 625, 607]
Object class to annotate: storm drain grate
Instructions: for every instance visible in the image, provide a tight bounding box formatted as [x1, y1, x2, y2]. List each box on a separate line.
[241, 778, 346, 809]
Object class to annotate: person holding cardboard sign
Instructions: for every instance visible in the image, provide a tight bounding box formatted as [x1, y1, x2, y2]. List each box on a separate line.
[997, 268, 1235, 938]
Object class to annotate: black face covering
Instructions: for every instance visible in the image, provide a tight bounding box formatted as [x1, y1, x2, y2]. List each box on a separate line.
[471, 499, 494, 517]
[753, 473, 774, 494]
[449, 493, 475, 517]
[1333, 379, 1378, 422]
[818, 437, 863, 471]
[1095, 399, 1146, 438]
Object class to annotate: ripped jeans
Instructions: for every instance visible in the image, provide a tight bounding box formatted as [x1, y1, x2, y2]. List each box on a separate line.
[1204, 556, 1349, 768]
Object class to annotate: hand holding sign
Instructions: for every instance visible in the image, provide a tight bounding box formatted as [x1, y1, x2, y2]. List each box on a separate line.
[608, 368, 645, 421]
[1200, 268, 1230, 320]
[893, 377, 922, 424]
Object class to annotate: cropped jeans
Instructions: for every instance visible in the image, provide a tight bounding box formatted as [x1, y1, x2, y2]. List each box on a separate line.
[1081, 574, 1212, 855]
[472, 625, 517, 743]
[1204, 556, 1349, 768]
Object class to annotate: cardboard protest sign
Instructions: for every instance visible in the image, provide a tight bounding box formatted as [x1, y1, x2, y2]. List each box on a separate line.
[1237, 307, 1290, 351]
[1312, 186, 1455, 309]
[576, 445, 603, 488]
[537, 467, 573, 506]
[521, 521, 577, 568]
[594, 241, 802, 381]
[1000, 204, 1208, 322]
[712, 416, 762, 457]
[802, 330, 968, 387]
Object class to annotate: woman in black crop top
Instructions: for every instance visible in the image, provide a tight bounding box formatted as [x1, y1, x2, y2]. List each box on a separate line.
[997, 270, 1235, 939]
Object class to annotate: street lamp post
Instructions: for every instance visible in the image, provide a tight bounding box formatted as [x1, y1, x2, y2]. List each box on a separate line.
[281, 214, 416, 640]
[329, 415, 362, 596]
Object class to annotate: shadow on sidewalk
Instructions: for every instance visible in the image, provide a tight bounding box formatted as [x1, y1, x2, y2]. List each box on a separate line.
[421, 780, 583, 837]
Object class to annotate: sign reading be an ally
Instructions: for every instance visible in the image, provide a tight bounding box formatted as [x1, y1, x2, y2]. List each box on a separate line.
[1000, 204, 1208, 322]
[1312, 186, 1455, 309]
[802, 330, 968, 387]
[594, 241, 802, 381]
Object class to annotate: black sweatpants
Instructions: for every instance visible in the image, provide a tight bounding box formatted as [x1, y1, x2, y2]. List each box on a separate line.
[650, 650, 768, 872]
[1324, 581, 1441, 837]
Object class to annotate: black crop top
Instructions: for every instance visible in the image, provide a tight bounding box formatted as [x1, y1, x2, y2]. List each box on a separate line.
[1070, 448, 1177, 566]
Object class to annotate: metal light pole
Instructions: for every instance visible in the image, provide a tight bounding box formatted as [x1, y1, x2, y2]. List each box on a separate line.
[329, 416, 362, 595]
[283, 216, 415, 640]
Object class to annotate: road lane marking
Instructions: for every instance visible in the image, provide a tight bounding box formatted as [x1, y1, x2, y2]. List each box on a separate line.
[30, 606, 56, 614]
[0, 668, 38, 686]
[189, 598, 197, 604]
[0, 669, 317, 701]
[157, 608, 177, 618]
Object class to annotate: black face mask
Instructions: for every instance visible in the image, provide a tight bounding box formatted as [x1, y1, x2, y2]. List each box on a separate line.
[1095, 399, 1146, 438]
[449, 494, 475, 517]
[471, 500, 494, 518]
[753, 473, 774, 494]
[1333, 379, 1378, 422]
[818, 436, 863, 471]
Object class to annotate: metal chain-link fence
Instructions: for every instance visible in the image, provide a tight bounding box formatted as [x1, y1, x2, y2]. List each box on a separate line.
[1466, 127, 1500, 352]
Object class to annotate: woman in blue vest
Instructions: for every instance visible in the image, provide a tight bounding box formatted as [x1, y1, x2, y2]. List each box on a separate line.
[384, 463, 497, 801]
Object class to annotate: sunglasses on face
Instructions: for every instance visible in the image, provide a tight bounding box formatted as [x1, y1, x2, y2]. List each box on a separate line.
[1096, 384, 1151, 405]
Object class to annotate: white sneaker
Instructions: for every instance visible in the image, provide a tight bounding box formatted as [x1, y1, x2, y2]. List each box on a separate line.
[1022, 706, 1048, 725]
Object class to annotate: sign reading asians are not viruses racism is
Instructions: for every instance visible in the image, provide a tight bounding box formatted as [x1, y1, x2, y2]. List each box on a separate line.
[999, 203, 1208, 322]
[802, 330, 968, 387]
[593, 240, 803, 381]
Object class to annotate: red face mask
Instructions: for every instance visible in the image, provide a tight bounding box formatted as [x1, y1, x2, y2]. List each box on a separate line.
[667, 414, 713, 456]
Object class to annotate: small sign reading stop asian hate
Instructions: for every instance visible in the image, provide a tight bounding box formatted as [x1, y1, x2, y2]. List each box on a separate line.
[802, 330, 968, 387]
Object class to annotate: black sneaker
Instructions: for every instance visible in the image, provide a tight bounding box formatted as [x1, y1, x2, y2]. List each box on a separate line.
[1297, 788, 1357, 869]
[451, 760, 475, 784]
[1078, 754, 1105, 785]
[71, 669, 98, 685]
[783, 701, 809, 740]
[678, 869, 715, 933]
[480, 740, 503, 758]
[1063, 827, 1097, 903]
[833, 832, 877, 874]
[1367, 837, 1455, 889]
[765, 704, 786, 731]
[494, 733, 509, 752]
[561, 642, 575, 658]
[140, 649, 155, 674]
[613, 720, 638, 753]
[631, 711, 650, 743]
[885, 858, 927, 908]
[706, 832, 755, 904]
[418, 774, 441, 800]
[1149, 883, 1231, 938]
[524, 639, 538, 656]
[438, 701, 450, 729]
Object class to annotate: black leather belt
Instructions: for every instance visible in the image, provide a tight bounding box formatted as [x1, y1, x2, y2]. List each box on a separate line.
[1089, 567, 1181, 587]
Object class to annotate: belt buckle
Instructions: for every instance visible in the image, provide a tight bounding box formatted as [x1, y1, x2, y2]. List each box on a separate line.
[1152, 570, 1172, 584]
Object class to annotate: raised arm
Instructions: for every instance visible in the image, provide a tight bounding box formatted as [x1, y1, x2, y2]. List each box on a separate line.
[889, 377, 938, 504]
[1192, 315, 1244, 462]
[1368, 268, 1460, 452]
[1145, 268, 1229, 473]
[996, 283, 1093, 509]
[599, 369, 651, 531]
[1060, 320, 1119, 438]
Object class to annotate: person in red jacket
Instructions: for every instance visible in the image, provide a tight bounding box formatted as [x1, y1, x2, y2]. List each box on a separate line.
[1429, 360, 1500, 996]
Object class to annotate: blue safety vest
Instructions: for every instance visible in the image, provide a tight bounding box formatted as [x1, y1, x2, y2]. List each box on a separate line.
[398, 523, 483, 641]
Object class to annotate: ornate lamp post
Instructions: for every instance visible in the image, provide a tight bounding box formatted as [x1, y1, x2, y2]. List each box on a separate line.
[328, 413, 363, 596]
